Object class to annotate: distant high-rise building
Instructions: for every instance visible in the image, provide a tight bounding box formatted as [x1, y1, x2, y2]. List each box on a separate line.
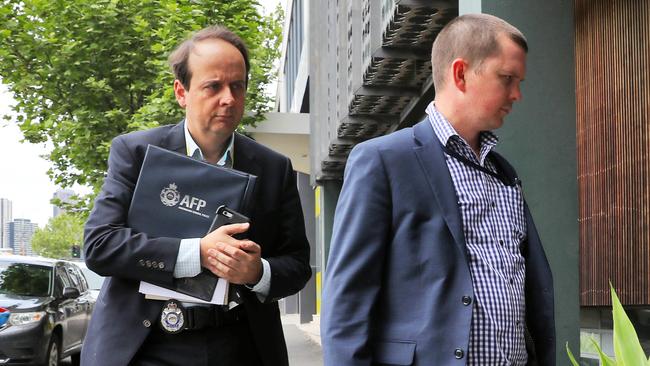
[52, 189, 75, 217]
[0, 198, 12, 249]
[7, 218, 38, 256]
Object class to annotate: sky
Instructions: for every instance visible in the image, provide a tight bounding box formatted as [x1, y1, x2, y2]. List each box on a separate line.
[0, 0, 282, 228]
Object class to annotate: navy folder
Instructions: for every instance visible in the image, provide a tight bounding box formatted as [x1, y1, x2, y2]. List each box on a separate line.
[127, 144, 257, 301]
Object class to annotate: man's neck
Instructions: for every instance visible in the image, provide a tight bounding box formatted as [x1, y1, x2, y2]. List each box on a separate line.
[187, 127, 231, 164]
[434, 99, 481, 157]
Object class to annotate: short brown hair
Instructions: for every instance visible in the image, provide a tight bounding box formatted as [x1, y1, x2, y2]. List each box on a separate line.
[431, 14, 527, 91]
[168, 25, 250, 89]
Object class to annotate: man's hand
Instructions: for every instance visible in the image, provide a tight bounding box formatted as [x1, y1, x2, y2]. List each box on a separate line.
[200, 223, 262, 285]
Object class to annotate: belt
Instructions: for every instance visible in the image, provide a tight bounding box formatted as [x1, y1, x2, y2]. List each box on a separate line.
[184, 304, 246, 330]
[159, 300, 246, 334]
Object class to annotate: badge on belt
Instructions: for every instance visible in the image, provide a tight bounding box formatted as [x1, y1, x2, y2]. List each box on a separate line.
[160, 300, 186, 334]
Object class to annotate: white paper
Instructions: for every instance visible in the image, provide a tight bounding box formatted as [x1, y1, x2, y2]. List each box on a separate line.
[138, 278, 229, 305]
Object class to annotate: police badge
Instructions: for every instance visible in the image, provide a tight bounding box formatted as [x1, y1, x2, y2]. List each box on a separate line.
[160, 300, 186, 334]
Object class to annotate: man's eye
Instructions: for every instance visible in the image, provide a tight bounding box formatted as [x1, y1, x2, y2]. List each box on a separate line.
[207, 83, 221, 90]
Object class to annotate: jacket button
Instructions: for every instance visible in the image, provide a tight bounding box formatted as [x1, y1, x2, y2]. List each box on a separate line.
[454, 348, 464, 359]
[146, 260, 152, 268]
[462, 296, 472, 306]
[143, 320, 151, 328]
[138, 259, 145, 266]
[159, 262, 165, 269]
[152, 261, 158, 268]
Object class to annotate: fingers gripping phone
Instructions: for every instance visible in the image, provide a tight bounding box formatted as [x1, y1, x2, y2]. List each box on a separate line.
[207, 205, 250, 239]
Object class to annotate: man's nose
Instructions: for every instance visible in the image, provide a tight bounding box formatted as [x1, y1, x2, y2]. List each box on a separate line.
[511, 84, 522, 102]
[219, 87, 236, 105]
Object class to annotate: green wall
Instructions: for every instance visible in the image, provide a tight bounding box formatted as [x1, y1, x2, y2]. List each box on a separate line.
[464, 0, 580, 363]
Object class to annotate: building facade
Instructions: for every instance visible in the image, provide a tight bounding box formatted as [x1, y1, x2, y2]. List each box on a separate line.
[52, 188, 75, 217]
[7, 218, 38, 256]
[0, 198, 11, 249]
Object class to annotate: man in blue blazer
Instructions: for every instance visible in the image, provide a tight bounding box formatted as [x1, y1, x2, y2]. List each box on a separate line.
[82, 26, 310, 365]
[322, 14, 555, 366]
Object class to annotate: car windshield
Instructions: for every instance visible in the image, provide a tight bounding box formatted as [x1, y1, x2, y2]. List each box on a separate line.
[0, 262, 52, 297]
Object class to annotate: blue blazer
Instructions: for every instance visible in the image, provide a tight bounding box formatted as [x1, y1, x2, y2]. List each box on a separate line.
[82, 122, 311, 366]
[321, 119, 555, 365]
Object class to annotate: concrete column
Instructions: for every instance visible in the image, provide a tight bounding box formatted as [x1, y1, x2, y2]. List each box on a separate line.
[314, 180, 341, 315]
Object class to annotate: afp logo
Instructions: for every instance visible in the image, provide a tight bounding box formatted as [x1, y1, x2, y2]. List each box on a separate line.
[160, 183, 181, 207]
[159, 183, 209, 218]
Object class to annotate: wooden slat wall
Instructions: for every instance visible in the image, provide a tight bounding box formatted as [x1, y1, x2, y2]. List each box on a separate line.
[576, 0, 650, 306]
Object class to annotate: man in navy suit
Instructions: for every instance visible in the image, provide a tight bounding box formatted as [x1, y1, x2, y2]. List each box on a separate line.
[82, 25, 311, 366]
[322, 14, 555, 366]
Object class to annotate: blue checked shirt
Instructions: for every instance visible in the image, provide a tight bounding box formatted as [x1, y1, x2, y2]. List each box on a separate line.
[426, 103, 528, 365]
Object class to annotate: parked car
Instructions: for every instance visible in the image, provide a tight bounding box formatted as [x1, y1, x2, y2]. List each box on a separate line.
[73, 261, 104, 301]
[0, 255, 94, 365]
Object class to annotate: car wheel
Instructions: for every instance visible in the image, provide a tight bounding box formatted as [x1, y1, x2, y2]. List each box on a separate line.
[70, 352, 81, 366]
[45, 335, 60, 366]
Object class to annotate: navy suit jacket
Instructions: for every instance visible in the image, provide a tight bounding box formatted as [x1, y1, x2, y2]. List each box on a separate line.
[321, 119, 555, 365]
[82, 121, 311, 366]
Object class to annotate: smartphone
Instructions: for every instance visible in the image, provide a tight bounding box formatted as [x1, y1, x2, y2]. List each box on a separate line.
[207, 205, 250, 239]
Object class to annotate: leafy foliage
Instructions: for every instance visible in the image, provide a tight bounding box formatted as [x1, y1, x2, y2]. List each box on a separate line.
[31, 213, 84, 259]
[567, 283, 650, 365]
[0, 0, 283, 211]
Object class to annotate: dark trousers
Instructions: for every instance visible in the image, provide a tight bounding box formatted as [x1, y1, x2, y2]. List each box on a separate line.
[130, 321, 263, 366]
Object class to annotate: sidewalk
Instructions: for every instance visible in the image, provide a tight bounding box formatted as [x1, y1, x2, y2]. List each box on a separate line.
[282, 314, 322, 366]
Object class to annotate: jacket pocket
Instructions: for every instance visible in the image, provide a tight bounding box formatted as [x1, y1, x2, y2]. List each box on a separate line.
[372, 340, 416, 365]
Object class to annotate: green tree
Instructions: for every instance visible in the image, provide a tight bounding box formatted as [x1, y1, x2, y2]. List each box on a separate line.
[31, 213, 85, 259]
[0, 0, 283, 213]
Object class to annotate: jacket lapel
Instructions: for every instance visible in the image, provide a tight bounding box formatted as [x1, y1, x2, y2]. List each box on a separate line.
[412, 119, 467, 252]
[232, 133, 262, 179]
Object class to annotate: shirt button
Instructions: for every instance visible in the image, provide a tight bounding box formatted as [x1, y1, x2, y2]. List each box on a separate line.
[462, 296, 472, 306]
[491, 201, 496, 208]
[454, 348, 464, 359]
[510, 279, 514, 285]
[143, 319, 151, 328]
[499, 239, 504, 246]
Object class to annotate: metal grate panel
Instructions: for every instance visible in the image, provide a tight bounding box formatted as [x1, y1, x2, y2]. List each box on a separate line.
[349, 94, 412, 115]
[382, 4, 456, 50]
[364, 57, 431, 87]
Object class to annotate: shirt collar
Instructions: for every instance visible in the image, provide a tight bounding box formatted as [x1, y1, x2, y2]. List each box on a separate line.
[425, 102, 499, 165]
[184, 121, 234, 166]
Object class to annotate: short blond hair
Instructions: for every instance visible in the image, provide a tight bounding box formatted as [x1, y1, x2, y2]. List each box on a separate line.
[431, 14, 527, 91]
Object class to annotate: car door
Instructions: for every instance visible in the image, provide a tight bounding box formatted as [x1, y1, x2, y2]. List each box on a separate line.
[55, 264, 84, 352]
[66, 264, 93, 338]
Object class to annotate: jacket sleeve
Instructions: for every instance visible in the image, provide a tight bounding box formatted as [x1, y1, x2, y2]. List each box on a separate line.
[321, 142, 391, 366]
[263, 158, 312, 302]
[83, 136, 181, 286]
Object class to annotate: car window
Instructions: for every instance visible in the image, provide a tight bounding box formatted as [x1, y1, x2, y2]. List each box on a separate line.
[78, 265, 104, 291]
[67, 265, 87, 292]
[55, 265, 73, 296]
[0, 262, 52, 297]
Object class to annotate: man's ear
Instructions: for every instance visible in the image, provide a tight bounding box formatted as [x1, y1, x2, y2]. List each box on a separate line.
[451, 58, 468, 92]
[173, 80, 188, 108]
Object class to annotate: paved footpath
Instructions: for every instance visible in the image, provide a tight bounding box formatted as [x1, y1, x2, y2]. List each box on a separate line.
[282, 314, 324, 366]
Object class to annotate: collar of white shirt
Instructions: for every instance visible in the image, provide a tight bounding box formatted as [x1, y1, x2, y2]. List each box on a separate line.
[183, 120, 234, 166]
